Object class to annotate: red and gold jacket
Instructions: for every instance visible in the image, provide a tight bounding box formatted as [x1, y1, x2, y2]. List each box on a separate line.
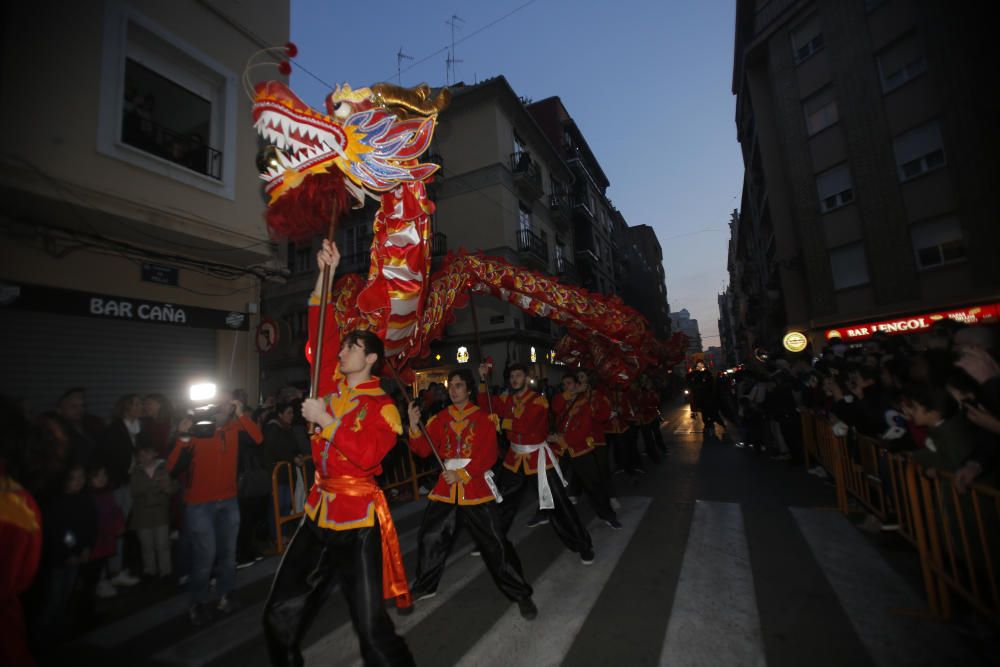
[304, 376, 403, 529]
[552, 390, 594, 457]
[479, 386, 551, 474]
[607, 387, 637, 434]
[588, 389, 613, 445]
[408, 403, 497, 505]
[0, 475, 41, 667]
[637, 387, 661, 424]
[305, 296, 403, 530]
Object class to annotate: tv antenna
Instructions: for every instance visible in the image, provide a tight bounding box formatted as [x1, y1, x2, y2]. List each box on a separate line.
[396, 48, 414, 84]
[445, 14, 465, 84]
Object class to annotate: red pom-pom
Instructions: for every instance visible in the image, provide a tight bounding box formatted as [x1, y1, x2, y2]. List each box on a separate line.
[265, 170, 351, 242]
[278, 61, 292, 76]
[285, 42, 299, 58]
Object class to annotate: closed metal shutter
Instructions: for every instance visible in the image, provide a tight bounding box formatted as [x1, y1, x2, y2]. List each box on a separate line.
[0, 310, 217, 419]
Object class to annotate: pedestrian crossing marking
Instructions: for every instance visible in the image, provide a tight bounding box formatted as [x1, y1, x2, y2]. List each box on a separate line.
[305, 502, 540, 666]
[660, 501, 765, 667]
[454, 496, 652, 667]
[791, 508, 979, 667]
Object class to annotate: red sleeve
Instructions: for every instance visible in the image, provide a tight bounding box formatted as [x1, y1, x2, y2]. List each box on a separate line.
[239, 414, 263, 444]
[407, 413, 441, 459]
[308, 299, 342, 399]
[166, 437, 191, 470]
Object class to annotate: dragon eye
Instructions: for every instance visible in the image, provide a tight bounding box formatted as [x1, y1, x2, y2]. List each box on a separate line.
[332, 100, 351, 119]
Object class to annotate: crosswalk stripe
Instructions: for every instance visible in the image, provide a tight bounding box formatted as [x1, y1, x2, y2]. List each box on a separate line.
[453, 496, 652, 667]
[659, 500, 765, 667]
[303, 500, 541, 666]
[790, 507, 979, 666]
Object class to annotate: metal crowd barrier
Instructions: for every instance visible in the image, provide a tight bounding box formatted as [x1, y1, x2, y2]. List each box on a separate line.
[799, 411, 1000, 628]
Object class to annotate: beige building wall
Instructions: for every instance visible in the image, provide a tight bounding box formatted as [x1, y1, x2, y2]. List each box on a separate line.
[0, 0, 289, 410]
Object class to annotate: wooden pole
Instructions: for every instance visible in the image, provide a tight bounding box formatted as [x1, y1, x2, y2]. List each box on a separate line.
[309, 212, 340, 400]
[384, 359, 446, 471]
[468, 290, 494, 416]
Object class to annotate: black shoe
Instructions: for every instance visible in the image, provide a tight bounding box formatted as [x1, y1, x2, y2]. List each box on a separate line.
[189, 602, 212, 626]
[604, 518, 623, 530]
[526, 513, 549, 528]
[236, 558, 258, 570]
[518, 597, 538, 620]
[580, 549, 595, 565]
[412, 589, 437, 602]
[217, 593, 241, 615]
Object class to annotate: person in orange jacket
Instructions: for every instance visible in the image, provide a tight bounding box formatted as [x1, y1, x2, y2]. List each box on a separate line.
[169, 392, 263, 625]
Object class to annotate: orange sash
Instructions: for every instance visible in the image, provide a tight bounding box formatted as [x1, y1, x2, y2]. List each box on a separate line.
[315, 474, 412, 608]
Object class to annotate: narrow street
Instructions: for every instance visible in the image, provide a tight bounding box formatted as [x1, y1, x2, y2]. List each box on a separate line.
[54, 402, 987, 667]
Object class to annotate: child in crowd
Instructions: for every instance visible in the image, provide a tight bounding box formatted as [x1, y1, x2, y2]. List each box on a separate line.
[33, 463, 96, 642]
[130, 437, 173, 580]
[77, 463, 124, 625]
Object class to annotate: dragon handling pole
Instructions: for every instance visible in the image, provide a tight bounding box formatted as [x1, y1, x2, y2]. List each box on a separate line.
[309, 207, 340, 401]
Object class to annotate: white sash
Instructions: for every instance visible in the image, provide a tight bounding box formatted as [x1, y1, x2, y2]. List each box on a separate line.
[445, 458, 503, 503]
[509, 441, 567, 510]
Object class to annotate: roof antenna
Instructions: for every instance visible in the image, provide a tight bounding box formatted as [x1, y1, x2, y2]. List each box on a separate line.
[396, 47, 413, 84]
[445, 14, 465, 84]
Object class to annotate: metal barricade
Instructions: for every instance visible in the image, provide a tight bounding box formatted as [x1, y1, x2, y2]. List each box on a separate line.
[917, 464, 1000, 627]
[271, 458, 309, 554]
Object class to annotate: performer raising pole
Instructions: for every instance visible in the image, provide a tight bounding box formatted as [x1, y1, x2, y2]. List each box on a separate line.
[263, 240, 414, 667]
[404, 368, 537, 618]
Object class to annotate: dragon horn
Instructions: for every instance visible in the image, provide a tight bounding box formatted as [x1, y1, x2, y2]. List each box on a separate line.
[371, 83, 451, 118]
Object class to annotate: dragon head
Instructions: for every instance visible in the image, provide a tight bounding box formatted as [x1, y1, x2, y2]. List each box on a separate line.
[252, 80, 449, 238]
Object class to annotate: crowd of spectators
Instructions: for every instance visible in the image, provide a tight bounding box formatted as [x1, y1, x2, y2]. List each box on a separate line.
[716, 322, 999, 515]
[0, 384, 319, 659]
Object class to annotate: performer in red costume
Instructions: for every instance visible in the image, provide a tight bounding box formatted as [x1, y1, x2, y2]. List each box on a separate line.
[405, 368, 536, 619]
[551, 370, 620, 528]
[478, 363, 595, 564]
[263, 240, 414, 667]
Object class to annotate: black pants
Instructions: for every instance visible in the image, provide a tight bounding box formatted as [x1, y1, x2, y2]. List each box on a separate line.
[612, 427, 642, 473]
[262, 518, 414, 667]
[639, 421, 666, 461]
[567, 451, 616, 521]
[592, 444, 616, 500]
[497, 466, 592, 555]
[413, 501, 532, 601]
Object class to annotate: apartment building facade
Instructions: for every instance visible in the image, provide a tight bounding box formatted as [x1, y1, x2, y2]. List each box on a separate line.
[0, 0, 287, 415]
[621, 224, 672, 338]
[731, 0, 1000, 352]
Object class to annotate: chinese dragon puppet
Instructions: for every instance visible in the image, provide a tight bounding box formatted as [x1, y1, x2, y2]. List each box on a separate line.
[250, 48, 685, 390]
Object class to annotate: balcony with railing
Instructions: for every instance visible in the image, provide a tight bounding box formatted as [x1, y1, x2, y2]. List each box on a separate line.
[556, 254, 576, 278]
[510, 151, 543, 200]
[516, 228, 549, 269]
[549, 192, 571, 228]
[121, 115, 222, 179]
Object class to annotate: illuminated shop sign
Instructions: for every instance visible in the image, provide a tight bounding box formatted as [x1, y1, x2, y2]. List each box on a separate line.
[824, 303, 1000, 342]
[782, 331, 808, 352]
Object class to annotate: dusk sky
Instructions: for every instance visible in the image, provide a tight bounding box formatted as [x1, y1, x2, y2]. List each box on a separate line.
[289, 0, 743, 348]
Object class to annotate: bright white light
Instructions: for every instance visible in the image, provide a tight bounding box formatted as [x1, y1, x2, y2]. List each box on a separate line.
[189, 383, 217, 402]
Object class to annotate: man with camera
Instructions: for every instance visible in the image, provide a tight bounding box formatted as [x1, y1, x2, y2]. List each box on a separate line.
[168, 395, 263, 626]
